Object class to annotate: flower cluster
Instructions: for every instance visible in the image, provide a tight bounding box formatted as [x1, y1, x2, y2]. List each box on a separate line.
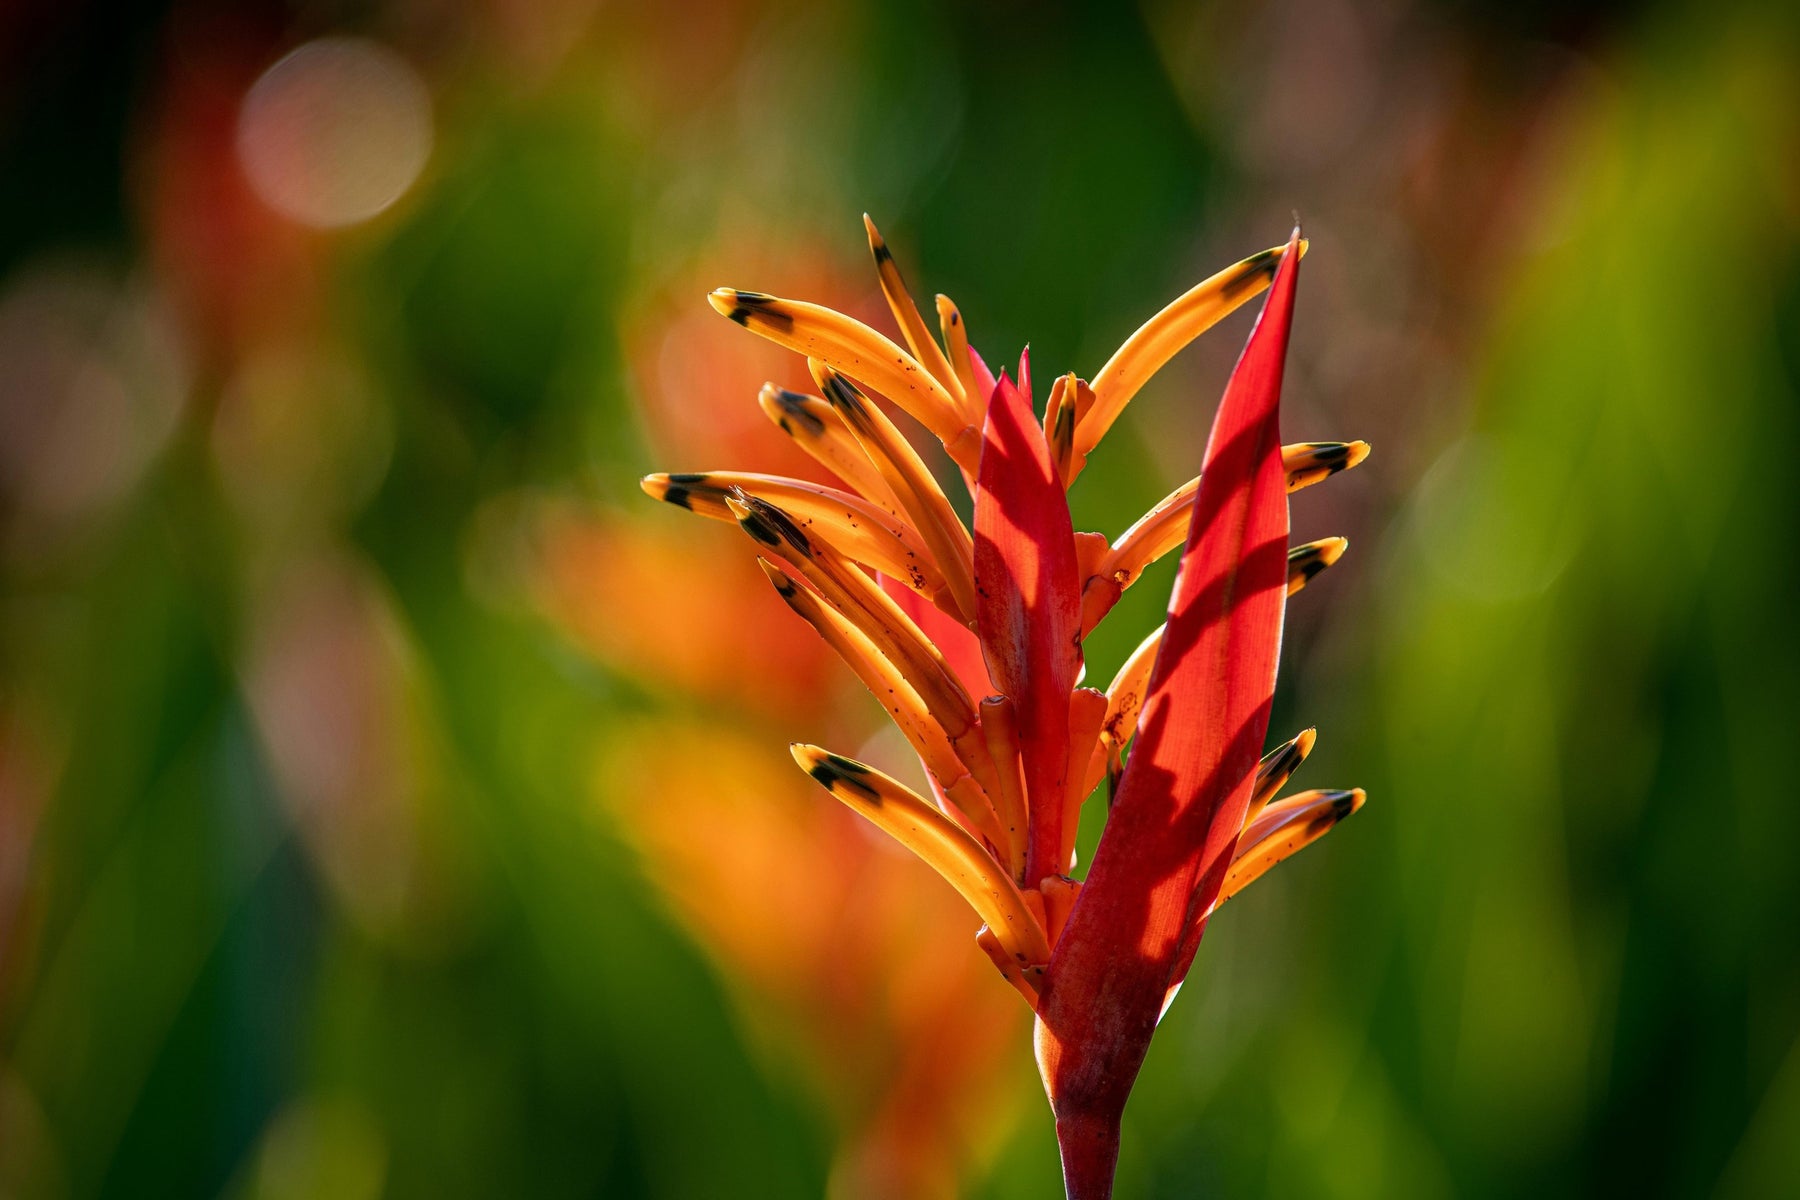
[644, 216, 1365, 1197]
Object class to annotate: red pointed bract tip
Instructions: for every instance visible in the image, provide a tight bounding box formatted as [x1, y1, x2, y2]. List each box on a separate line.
[1035, 228, 1304, 1160]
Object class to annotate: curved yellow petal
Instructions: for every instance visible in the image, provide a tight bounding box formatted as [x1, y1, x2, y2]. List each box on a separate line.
[756, 383, 905, 516]
[812, 364, 979, 624]
[1244, 728, 1317, 825]
[1059, 687, 1109, 873]
[643, 470, 949, 604]
[709, 287, 972, 466]
[935, 293, 982, 416]
[792, 745, 1051, 967]
[1100, 622, 1163, 744]
[976, 925, 1043, 1008]
[727, 492, 976, 738]
[1073, 239, 1308, 476]
[1283, 440, 1371, 491]
[864, 215, 967, 415]
[1286, 537, 1349, 597]
[757, 559, 1003, 847]
[1219, 788, 1364, 903]
[1095, 442, 1368, 599]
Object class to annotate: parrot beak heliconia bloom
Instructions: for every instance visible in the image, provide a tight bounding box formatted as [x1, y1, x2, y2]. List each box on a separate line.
[642, 215, 1367, 1199]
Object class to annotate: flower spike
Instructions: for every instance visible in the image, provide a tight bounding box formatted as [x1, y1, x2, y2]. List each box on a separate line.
[657, 218, 1366, 1200]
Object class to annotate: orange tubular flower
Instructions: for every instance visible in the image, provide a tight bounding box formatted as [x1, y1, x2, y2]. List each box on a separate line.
[643, 217, 1368, 1198]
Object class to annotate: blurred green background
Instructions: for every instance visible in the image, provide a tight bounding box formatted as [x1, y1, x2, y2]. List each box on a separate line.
[2, 0, 1797, 1197]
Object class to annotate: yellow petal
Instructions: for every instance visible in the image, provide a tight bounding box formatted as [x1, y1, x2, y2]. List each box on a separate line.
[756, 383, 905, 516]
[1287, 537, 1349, 597]
[1283, 440, 1371, 491]
[728, 492, 976, 738]
[1101, 622, 1163, 747]
[1035, 875, 1082, 948]
[709, 287, 972, 466]
[1244, 728, 1316, 825]
[812, 364, 980, 625]
[976, 925, 1043, 1008]
[1220, 788, 1364, 904]
[793, 745, 1051, 967]
[758, 558, 1003, 847]
[643, 471, 950, 605]
[1059, 687, 1109, 873]
[1096, 442, 1367, 597]
[1043, 373, 1088, 487]
[1073, 239, 1308, 477]
[936, 293, 983, 416]
[864, 215, 967, 415]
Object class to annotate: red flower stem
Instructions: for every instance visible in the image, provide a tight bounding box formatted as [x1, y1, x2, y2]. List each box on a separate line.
[1056, 1107, 1122, 1200]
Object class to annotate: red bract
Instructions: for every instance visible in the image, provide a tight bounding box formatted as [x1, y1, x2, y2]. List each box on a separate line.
[973, 363, 1082, 887]
[1037, 233, 1301, 1197]
[643, 217, 1369, 1198]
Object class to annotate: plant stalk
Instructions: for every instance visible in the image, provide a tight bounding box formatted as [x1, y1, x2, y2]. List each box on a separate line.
[1055, 1108, 1122, 1200]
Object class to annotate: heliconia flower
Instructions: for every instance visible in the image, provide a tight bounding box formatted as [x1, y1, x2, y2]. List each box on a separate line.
[642, 215, 1368, 1198]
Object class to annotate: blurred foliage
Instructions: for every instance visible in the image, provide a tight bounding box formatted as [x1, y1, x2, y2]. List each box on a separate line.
[1, 0, 1796, 1198]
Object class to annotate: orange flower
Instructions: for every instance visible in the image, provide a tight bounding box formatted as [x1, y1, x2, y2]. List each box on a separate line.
[645, 216, 1369, 1197]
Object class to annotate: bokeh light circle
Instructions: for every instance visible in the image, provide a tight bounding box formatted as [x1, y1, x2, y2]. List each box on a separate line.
[236, 37, 432, 229]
